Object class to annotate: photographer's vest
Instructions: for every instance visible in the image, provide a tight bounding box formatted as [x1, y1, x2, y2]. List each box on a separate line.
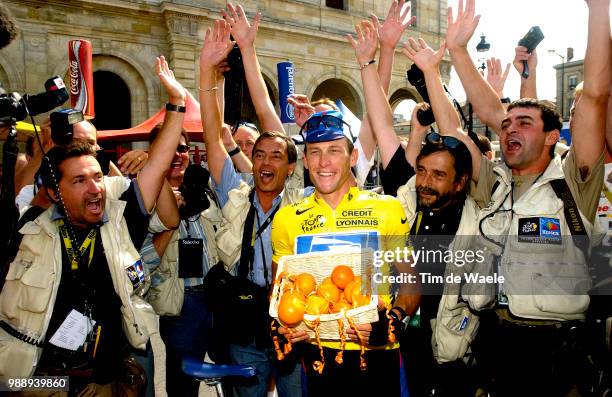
[147, 203, 223, 316]
[397, 176, 481, 363]
[216, 181, 307, 270]
[0, 198, 167, 396]
[473, 155, 600, 321]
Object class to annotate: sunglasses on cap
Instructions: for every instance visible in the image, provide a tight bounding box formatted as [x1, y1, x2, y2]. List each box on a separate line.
[299, 114, 355, 142]
[176, 144, 190, 153]
[232, 121, 259, 135]
[424, 132, 462, 149]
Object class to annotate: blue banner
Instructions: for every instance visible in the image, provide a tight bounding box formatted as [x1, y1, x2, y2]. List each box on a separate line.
[277, 61, 295, 123]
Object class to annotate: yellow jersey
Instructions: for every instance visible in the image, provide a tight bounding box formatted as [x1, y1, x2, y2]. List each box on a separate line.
[271, 186, 409, 350]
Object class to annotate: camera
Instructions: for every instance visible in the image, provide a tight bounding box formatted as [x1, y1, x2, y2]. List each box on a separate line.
[50, 108, 84, 146]
[517, 26, 544, 78]
[179, 164, 212, 218]
[406, 64, 435, 126]
[0, 76, 69, 126]
[224, 39, 246, 126]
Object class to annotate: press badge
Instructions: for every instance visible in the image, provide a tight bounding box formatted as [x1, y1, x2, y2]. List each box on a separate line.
[518, 217, 562, 245]
[178, 238, 204, 279]
[126, 259, 146, 289]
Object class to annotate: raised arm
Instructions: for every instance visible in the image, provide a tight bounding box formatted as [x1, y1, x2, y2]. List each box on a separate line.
[486, 57, 511, 99]
[223, 4, 284, 133]
[513, 47, 538, 99]
[571, 0, 611, 177]
[137, 56, 185, 213]
[348, 20, 401, 169]
[402, 38, 461, 133]
[199, 20, 235, 186]
[446, 0, 505, 134]
[357, 1, 416, 162]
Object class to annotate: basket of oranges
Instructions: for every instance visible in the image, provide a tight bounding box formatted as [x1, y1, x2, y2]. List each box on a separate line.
[269, 249, 379, 340]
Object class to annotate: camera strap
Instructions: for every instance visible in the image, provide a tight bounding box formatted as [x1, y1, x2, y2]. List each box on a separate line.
[57, 219, 96, 271]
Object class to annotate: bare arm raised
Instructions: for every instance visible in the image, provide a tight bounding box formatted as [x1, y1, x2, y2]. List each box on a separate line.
[223, 4, 284, 133]
[446, 0, 505, 134]
[571, 0, 610, 179]
[137, 56, 186, 213]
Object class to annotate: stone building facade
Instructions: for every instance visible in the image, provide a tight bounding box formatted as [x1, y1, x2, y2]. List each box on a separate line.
[553, 59, 583, 121]
[1, 0, 449, 134]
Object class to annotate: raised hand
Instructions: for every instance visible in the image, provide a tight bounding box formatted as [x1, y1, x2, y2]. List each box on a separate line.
[199, 20, 234, 71]
[117, 149, 148, 175]
[402, 37, 446, 72]
[347, 20, 379, 66]
[445, 0, 480, 51]
[287, 94, 315, 128]
[486, 57, 511, 98]
[374, 0, 416, 50]
[513, 46, 537, 77]
[156, 56, 185, 104]
[222, 3, 260, 49]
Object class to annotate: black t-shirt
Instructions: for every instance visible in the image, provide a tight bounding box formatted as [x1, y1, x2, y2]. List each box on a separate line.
[379, 146, 416, 196]
[39, 180, 149, 383]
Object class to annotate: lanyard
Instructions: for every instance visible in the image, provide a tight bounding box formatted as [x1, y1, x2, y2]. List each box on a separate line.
[58, 219, 97, 271]
[413, 211, 423, 236]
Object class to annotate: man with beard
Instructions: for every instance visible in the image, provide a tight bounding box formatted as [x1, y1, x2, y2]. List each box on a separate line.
[352, 20, 483, 396]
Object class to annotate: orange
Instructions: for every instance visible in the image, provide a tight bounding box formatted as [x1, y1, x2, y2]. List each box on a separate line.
[294, 273, 317, 297]
[331, 265, 355, 290]
[278, 291, 306, 327]
[317, 283, 341, 303]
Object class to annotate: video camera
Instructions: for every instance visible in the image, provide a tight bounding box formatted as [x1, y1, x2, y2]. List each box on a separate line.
[0, 76, 69, 128]
[406, 64, 435, 126]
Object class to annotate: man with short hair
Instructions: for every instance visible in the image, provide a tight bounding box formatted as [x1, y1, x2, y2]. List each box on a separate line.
[232, 121, 259, 161]
[199, 19, 303, 396]
[445, 0, 610, 395]
[0, 56, 185, 394]
[271, 108, 413, 396]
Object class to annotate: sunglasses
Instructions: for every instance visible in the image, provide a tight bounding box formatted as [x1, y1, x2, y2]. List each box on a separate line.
[232, 121, 259, 135]
[424, 132, 462, 149]
[299, 114, 355, 142]
[176, 144, 190, 153]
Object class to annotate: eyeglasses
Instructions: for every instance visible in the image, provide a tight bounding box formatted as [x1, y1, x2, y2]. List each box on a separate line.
[232, 121, 259, 135]
[299, 114, 355, 142]
[176, 144, 190, 153]
[424, 132, 462, 149]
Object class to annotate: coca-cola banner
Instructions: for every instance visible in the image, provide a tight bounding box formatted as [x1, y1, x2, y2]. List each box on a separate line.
[68, 39, 94, 119]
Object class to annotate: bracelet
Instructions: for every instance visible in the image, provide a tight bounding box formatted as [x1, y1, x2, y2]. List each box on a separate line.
[227, 146, 241, 156]
[198, 86, 218, 92]
[165, 103, 186, 113]
[360, 59, 376, 70]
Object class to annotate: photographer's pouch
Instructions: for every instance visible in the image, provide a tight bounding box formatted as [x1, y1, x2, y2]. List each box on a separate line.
[178, 238, 204, 279]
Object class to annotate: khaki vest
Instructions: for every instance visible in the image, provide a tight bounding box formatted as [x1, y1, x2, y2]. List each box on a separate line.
[0, 195, 167, 396]
[472, 155, 602, 321]
[397, 176, 481, 363]
[147, 203, 223, 316]
[215, 181, 305, 270]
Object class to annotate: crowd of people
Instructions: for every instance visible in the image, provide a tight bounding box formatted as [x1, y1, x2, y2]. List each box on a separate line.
[0, 0, 610, 396]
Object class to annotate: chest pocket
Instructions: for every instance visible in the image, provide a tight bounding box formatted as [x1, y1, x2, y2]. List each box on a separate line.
[1, 235, 55, 319]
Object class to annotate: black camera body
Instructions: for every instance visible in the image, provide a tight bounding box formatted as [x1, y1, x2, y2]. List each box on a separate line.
[0, 76, 69, 126]
[406, 64, 435, 126]
[224, 42, 246, 126]
[517, 26, 544, 78]
[50, 108, 84, 146]
[179, 164, 212, 218]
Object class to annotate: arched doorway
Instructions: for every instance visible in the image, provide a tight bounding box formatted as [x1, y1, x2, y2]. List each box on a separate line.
[389, 88, 419, 137]
[92, 71, 131, 131]
[312, 78, 361, 117]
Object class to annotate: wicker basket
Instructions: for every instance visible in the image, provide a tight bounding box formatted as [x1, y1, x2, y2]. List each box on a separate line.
[269, 249, 380, 340]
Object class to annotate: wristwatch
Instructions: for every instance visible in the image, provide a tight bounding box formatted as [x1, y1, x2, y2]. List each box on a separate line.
[166, 103, 186, 113]
[227, 146, 241, 156]
[500, 97, 512, 104]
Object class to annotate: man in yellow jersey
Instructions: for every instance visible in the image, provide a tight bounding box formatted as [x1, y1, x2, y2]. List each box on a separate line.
[271, 110, 416, 396]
